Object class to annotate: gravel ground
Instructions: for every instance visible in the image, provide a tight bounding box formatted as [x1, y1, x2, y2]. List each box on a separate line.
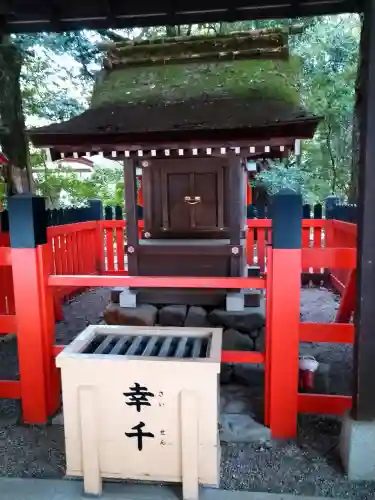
[0, 286, 373, 499]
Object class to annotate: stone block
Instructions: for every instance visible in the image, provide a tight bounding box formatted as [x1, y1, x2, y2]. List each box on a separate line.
[184, 306, 209, 327]
[110, 287, 125, 304]
[103, 303, 120, 324]
[340, 412, 375, 480]
[51, 411, 64, 426]
[222, 329, 254, 352]
[220, 413, 271, 444]
[104, 304, 157, 326]
[159, 305, 187, 326]
[244, 290, 261, 307]
[209, 305, 265, 334]
[226, 292, 244, 312]
[248, 266, 261, 277]
[119, 288, 137, 308]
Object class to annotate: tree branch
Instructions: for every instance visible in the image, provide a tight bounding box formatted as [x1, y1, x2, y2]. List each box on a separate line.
[326, 121, 337, 193]
[98, 29, 129, 43]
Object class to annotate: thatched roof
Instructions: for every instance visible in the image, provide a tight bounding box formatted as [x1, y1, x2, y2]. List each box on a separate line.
[29, 31, 319, 147]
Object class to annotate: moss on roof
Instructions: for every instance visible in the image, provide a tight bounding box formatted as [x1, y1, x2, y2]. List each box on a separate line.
[91, 57, 302, 109]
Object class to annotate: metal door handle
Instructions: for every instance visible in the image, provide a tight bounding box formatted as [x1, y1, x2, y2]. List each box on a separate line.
[184, 196, 201, 205]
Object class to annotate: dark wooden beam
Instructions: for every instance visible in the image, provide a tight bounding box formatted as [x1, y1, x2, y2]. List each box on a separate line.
[3, 0, 360, 34]
[353, 0, 375, 421]
[123, 158, 139, 275]
[229, 154, 243, 276]
[29, 120, 320, 149]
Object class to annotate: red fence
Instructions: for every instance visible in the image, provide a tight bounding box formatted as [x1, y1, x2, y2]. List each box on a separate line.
[0, 232, 16, 335]
[0, 215, 357, 435]
[246, 219, 326, 274]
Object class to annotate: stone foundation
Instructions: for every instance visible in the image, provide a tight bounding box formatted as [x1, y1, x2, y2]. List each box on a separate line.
[104, 295, 266, 348]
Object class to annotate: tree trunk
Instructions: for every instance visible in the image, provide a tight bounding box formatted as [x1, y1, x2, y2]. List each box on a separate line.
[349, 15, 364, 203]
[0, 35, 32, 195]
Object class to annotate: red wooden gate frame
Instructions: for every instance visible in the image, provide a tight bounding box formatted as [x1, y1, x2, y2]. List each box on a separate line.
[0, 217, 356, 433]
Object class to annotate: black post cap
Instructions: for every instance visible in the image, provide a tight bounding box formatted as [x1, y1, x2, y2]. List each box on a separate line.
[104, 206, 113, 220]
[314, 203, 323, 219]
[8, 194, 47, 248]
[325, 195, 341, 219]
[88, 199, 103, 221]
[115, 205, 123, 220]
[0, 210, 9, 232]
[270, 188, 302, 249]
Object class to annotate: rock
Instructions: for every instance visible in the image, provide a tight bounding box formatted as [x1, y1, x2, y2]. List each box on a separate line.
[208, 305, 265, 334]
[51, 411, 64, 426]
[184, 306, 209, 327]
[314, 362, 330, 394]
[220, 364, 235, 385]
[220, 385, 255, 415]
[232, 363, 265, 387]
[159, 305, 187, 327]
[220, 414, 271, 443]
[103, 302, 120, 324]
[110, 287, 124, 304]
[244, 290, 261, 308]
[104, 303, 157, 326]
[222, 328, 254, 351]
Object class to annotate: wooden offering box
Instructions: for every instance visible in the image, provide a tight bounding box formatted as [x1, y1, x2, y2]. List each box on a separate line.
[56, 325, 222, 498]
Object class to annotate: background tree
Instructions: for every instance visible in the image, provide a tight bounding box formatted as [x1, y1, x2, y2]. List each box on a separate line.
[0, 15, 361, 203]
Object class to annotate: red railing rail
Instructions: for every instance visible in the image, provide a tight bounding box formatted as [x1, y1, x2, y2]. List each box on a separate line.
[0, 232, 16, 331]
[327, 220, 357, 294]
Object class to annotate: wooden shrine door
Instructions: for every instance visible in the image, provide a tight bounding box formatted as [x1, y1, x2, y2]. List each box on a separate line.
[143, 158, 230, 238]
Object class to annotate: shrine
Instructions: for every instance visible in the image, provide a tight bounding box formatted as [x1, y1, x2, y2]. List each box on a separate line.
[2, 0, 375, 493]
[29, 29, 319, 307]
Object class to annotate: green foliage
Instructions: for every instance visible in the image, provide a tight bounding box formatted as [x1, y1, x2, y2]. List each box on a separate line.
[294, 15, 360, 199]
[34, 164, 124, 208]
[92, 57, 302, 107]
[2, 16, 361, 204]
[254, 162, 315, 203]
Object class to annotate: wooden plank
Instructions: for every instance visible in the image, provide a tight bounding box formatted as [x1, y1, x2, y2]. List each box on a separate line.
[229, 155, 242, 246]
[336, 269, 356, 323]
[247, 219, 272, 228]
[49, 274, 266, 289]
[257, 228, 266, 274]
[221, 350, 265, 364]
[79, 386, 102, 496]
[0, 247, 11, 266]
[352, 0, 375, 421]
[124, 159, 139, 275]
[106, 228, 115, 272]
[181, 390, 199, 500]
[298, 393, 352, 415]
[47, 221, 97, 236]
[302, 248, 356, 269]
[0, 314, 17, 333]
[0, 381, 21, 399]
[116, 227, 125, 272]
[299, 323, 354, 343]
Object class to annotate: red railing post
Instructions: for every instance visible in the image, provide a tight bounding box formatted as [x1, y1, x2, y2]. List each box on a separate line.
[267, 189, 302, 438]
[8, 195, 59, 423]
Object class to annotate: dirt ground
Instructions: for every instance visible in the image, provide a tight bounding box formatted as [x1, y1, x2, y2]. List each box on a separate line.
[0, 286, 373, 499]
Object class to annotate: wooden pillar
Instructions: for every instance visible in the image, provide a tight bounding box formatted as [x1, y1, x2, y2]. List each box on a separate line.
[124, 159, 139, 275]
[267, 188, 302, 438]
[8, 194, 59, 423]
[352, 0, 375, 421]
[229, 154, 244, 276]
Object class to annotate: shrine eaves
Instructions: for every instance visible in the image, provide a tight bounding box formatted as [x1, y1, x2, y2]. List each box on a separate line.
[1, 0, 361, 34]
